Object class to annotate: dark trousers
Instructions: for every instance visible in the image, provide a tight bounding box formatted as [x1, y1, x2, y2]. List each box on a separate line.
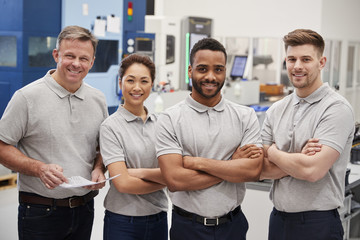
[170, 208, 249, 240]
[18, 199, 94, 240]
[268, 207, 344, 240]
[103, 210, 168, 240]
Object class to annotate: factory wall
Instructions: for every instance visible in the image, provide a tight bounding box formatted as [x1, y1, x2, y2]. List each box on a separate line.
[160, 0, 323, 38]
[159, 0, 360, 41]
[321, 0, 360, 41]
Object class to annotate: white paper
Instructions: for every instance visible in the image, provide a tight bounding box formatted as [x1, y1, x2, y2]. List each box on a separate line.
[82, 3, 89, 16]
[93, 19, 106, 37]
[60, 174, 121, 188]
[107, 15, 121, 33]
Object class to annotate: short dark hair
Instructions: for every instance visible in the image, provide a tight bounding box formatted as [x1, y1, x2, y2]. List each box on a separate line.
[118, 54, 155, 83]
[283, 29, 325, 56]
[56, 25, 98, 57]
[190, 38, 227, 66]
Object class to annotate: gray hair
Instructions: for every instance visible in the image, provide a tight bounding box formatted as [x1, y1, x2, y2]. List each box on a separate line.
[56, 25, 98, 56]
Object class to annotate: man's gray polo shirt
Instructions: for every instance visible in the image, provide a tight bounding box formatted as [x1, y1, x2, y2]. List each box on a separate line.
[156, 94, 262, 218]
[0, 70, 108, 199]
[100, 106, 168, 216]
[261, 83, 354, 212]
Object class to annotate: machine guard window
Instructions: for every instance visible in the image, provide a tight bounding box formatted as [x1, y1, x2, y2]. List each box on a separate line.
[0, 36, 17, 67]
[28, 36, 57, 68]
[166, 35, 175, 64]
[90, 39, 119, 73]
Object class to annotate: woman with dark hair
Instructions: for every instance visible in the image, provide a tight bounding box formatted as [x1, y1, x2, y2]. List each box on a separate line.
[100, 54, 168, 240]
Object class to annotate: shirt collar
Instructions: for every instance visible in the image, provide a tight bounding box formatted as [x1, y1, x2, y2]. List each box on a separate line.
[185, 94, 226, 112]
[44, 70, 85, 100]
[117, 105, 155, 122]
[292, 82, 330, 105]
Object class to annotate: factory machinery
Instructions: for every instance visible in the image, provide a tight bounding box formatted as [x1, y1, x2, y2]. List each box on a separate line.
[0, 0, 155, 115]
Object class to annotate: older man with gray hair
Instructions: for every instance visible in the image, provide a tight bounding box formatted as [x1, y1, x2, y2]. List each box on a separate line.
[0, 25, 108, 240]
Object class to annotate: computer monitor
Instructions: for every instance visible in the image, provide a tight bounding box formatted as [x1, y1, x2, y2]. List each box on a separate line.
[230, 55, 248, 80]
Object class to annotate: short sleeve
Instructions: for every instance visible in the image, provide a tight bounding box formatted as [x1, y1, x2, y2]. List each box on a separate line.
[314, 102, 354, 153]
[0, 90, 29, 145]
[261, 107, 274, 146]
[241, 108, 263, 147]
[155, 112, 183, 157]
[99, 124, 125, 167]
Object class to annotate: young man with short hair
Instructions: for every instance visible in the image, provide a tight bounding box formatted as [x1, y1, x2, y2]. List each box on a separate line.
[261, 29, 355, 240]
[156, 38, 263, 240]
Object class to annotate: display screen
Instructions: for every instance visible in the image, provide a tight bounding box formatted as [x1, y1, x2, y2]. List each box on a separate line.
[230, 55, 247, 79]
[136, 39, 153, 52]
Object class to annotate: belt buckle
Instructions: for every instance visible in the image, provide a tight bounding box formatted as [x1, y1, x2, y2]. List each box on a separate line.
[68, 197, 77, 208]
[203, 217, 219, 226]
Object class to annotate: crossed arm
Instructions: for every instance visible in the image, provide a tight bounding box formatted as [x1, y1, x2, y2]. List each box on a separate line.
[108, 161, 166, 195]
[260, 138, 339, 182]
[158, 144, 263, 192]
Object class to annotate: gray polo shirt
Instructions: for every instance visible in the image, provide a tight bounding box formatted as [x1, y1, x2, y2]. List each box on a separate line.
[156, 94, 262, 218]
[100, 106, 168, 216]
[262, 83, 354, 212]
[0, 70, 108, 199]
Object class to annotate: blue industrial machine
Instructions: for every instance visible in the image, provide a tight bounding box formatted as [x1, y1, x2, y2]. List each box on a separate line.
[0, 0, 61, 117]
[62, 0, 155, 113]
[0, 0, 155, 116]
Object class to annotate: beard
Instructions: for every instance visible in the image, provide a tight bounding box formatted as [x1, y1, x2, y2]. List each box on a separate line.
[289, 73, 317, 89]
[191, 78, 225, 99]
[290, 78, 309, 89]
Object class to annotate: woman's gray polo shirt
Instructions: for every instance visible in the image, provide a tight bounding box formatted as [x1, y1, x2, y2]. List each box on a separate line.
[100, 106, 168, 216]
[0, 70, 108, 199]
[261, 83, 355, 212]
[156, 95, 262, 218]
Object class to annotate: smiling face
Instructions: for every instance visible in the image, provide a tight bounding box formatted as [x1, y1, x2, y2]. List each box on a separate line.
[120, 63, 153, 112]
[52, 39, 95, 93]
[286, 44, 326, 97]
[188, 49, 226, 107]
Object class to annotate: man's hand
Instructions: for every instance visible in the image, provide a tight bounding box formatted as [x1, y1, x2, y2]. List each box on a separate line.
[232, 144, 262, 159]
[84, 167, 106, 190]
[260, 144, 289, 180]
[301, 138, 322, 156]
[39, 163, 68, 189]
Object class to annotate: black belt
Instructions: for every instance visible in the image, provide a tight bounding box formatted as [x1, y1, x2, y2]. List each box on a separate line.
[173, 205, 241, 226]
[19, 190, 98, 208]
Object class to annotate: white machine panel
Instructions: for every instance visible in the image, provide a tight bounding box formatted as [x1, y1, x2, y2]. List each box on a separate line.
[145, 16, 181, 90]
[222, 80, 260, 106]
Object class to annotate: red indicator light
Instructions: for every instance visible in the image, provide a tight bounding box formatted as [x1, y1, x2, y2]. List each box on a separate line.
[127, 1, 133, 21]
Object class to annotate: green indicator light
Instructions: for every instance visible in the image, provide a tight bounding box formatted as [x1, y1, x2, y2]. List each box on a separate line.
[128, 15, 133, 21]
[185, 33, 190, 84]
